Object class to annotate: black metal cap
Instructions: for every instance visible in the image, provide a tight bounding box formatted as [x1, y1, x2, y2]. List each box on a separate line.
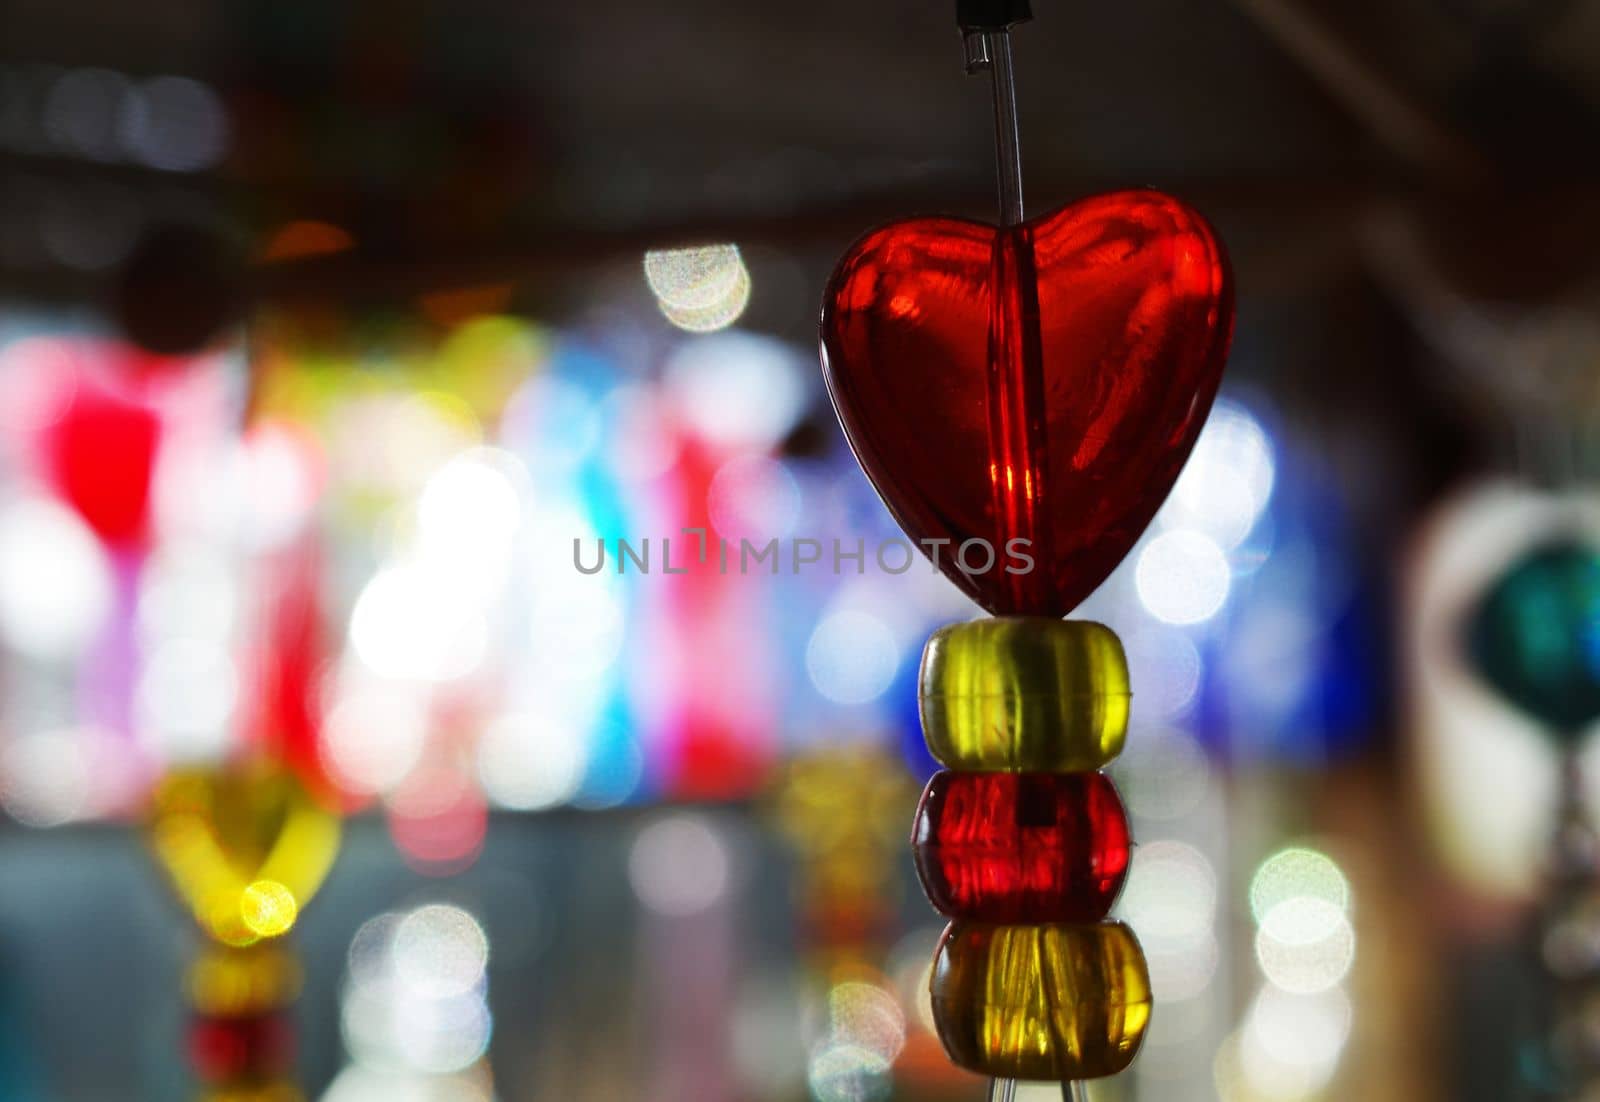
[957, 0, 1032, 31]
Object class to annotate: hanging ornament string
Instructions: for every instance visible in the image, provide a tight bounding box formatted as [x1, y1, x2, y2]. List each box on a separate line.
[818, 1, 1236, 1101]
[967, 23, 1085, 1102]
[960, 0, 1029, 226]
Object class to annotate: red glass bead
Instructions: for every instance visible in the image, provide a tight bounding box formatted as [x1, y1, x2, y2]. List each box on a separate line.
[188, 1012, 294, 1084]
[912, 771, 1131, 923]
[821, 190, 1233, 616]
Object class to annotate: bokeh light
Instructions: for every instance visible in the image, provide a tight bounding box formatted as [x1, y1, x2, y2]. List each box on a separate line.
[1162, 400, 1276, 550]
[1115, 727, 1214, 823]
[1240, 983, 1352, 1097]
[123, 75, 230, 172]
[628, 813, 733, 917]
[136, 638, 238, 762]
[475, 712, 588, 811]
[805, 610, 900, 706]
[348, 565, 489, 683]
[0, 496, 113, 661]
[1249, 846, 1352, 924]
[825, 982, 906, 1063]
[394, 905, 490, 999]
[806, 1043, 891, 1102]
[321, 683, 429, 796]
[0, 728, 96, 827]
[663, 331, 805, 449]
[1254, 903, 1356, 994]
[337, 903, 494, 1081]
[1136, 530, 1232, 625]
[644, 244, 751, 333]
[240, 879, 299, 938]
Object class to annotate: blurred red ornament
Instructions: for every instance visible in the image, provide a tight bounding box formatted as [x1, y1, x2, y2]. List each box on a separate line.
[821, 190, 1233, 615]
[188, 1012, 294, 1083]
[911, 770, 1130, 923]
[47, 386, 161, 548]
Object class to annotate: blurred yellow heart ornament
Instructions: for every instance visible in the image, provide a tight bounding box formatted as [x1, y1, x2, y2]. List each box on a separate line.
[149, 760, 341, 946]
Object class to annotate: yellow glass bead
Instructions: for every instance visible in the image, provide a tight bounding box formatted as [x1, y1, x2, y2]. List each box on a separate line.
[919, 618, 1130, 771]
[929, 921, 1151, 1080]
[201, 1085, 305, 1102]
[187, 944, 303, 1016]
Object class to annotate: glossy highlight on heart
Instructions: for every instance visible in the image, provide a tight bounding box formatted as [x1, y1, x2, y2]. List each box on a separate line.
[821, 190, 1234, 615]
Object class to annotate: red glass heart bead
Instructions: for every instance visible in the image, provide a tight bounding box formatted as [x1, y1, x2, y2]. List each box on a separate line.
[821, 190, 1233, 616]
[912, 770, 1131, 923]
[188, 1011, 294, 1083]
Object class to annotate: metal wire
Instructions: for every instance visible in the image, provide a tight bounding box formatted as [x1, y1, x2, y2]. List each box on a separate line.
[984, 30, 1025, 226]
[987, 1078, 1018, 1102]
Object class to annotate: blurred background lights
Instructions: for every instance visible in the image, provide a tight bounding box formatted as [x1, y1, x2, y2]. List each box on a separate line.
[1115, 727, 1214, 823]
[0, 336, 77, 437]
[885, 925, 943, 1034]
[730, 975, 808, 1097]
[395, 995, 494, 1075]
[416, 448, 524, 592]
[644, 243, 751, 332]
[44, 68, 130, 162]
[1240, 984, 1353, 1097]
[122, 75, 230, 172]
[386, 767, 490, 873]
[135, 637, 238, 761]
[1136, 529, 1232, 625]
[347, 912, 405, 986]
[1249, 849, 1356, 995]
[806, 610, 900, 706]
[1148, 932, 1222, 1004]
[663, 330, 805, 449]
[348, 563, 489, 682]
[475, 712, 587, 811]
[709, 454, 802, 541]
[393, 905, 490, 999]
[803, 978, 904, 1102]
[0, 496, 112, 661]
[601, 382, 680, 480]
[1119, 839, 1222, 1004]
[15, 65, 229, 172]
[323, 1067, 492, 1102]
[1117, 840, 1218, 948]
[1224, 602, 1321, 719]
[627, 813, 732, 917]
[0, 728, 95, 827]
[1162, 400, 1276, 550]
[240, 879, 299, 938]
[321, 685, 428, 796]
[232, 425, 319, 551]
[337, 903, 494, 1082]
[137, 546, 237, 647]
[824, 981, 906, 1063]
[1250, 846, 1352, 924]
[806, 1042, 891, 1102]
[504, 377, 601, 474]
[1123, 628, 1204, 720]
[1254, 900, 1356, 994]
[524, 572, 625, 681]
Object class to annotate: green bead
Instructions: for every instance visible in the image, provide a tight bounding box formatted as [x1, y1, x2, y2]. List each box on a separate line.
[1466, 543, 1600, 739]
[930, 921, 1152, 1080]
[919, 618, 1130, 771]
